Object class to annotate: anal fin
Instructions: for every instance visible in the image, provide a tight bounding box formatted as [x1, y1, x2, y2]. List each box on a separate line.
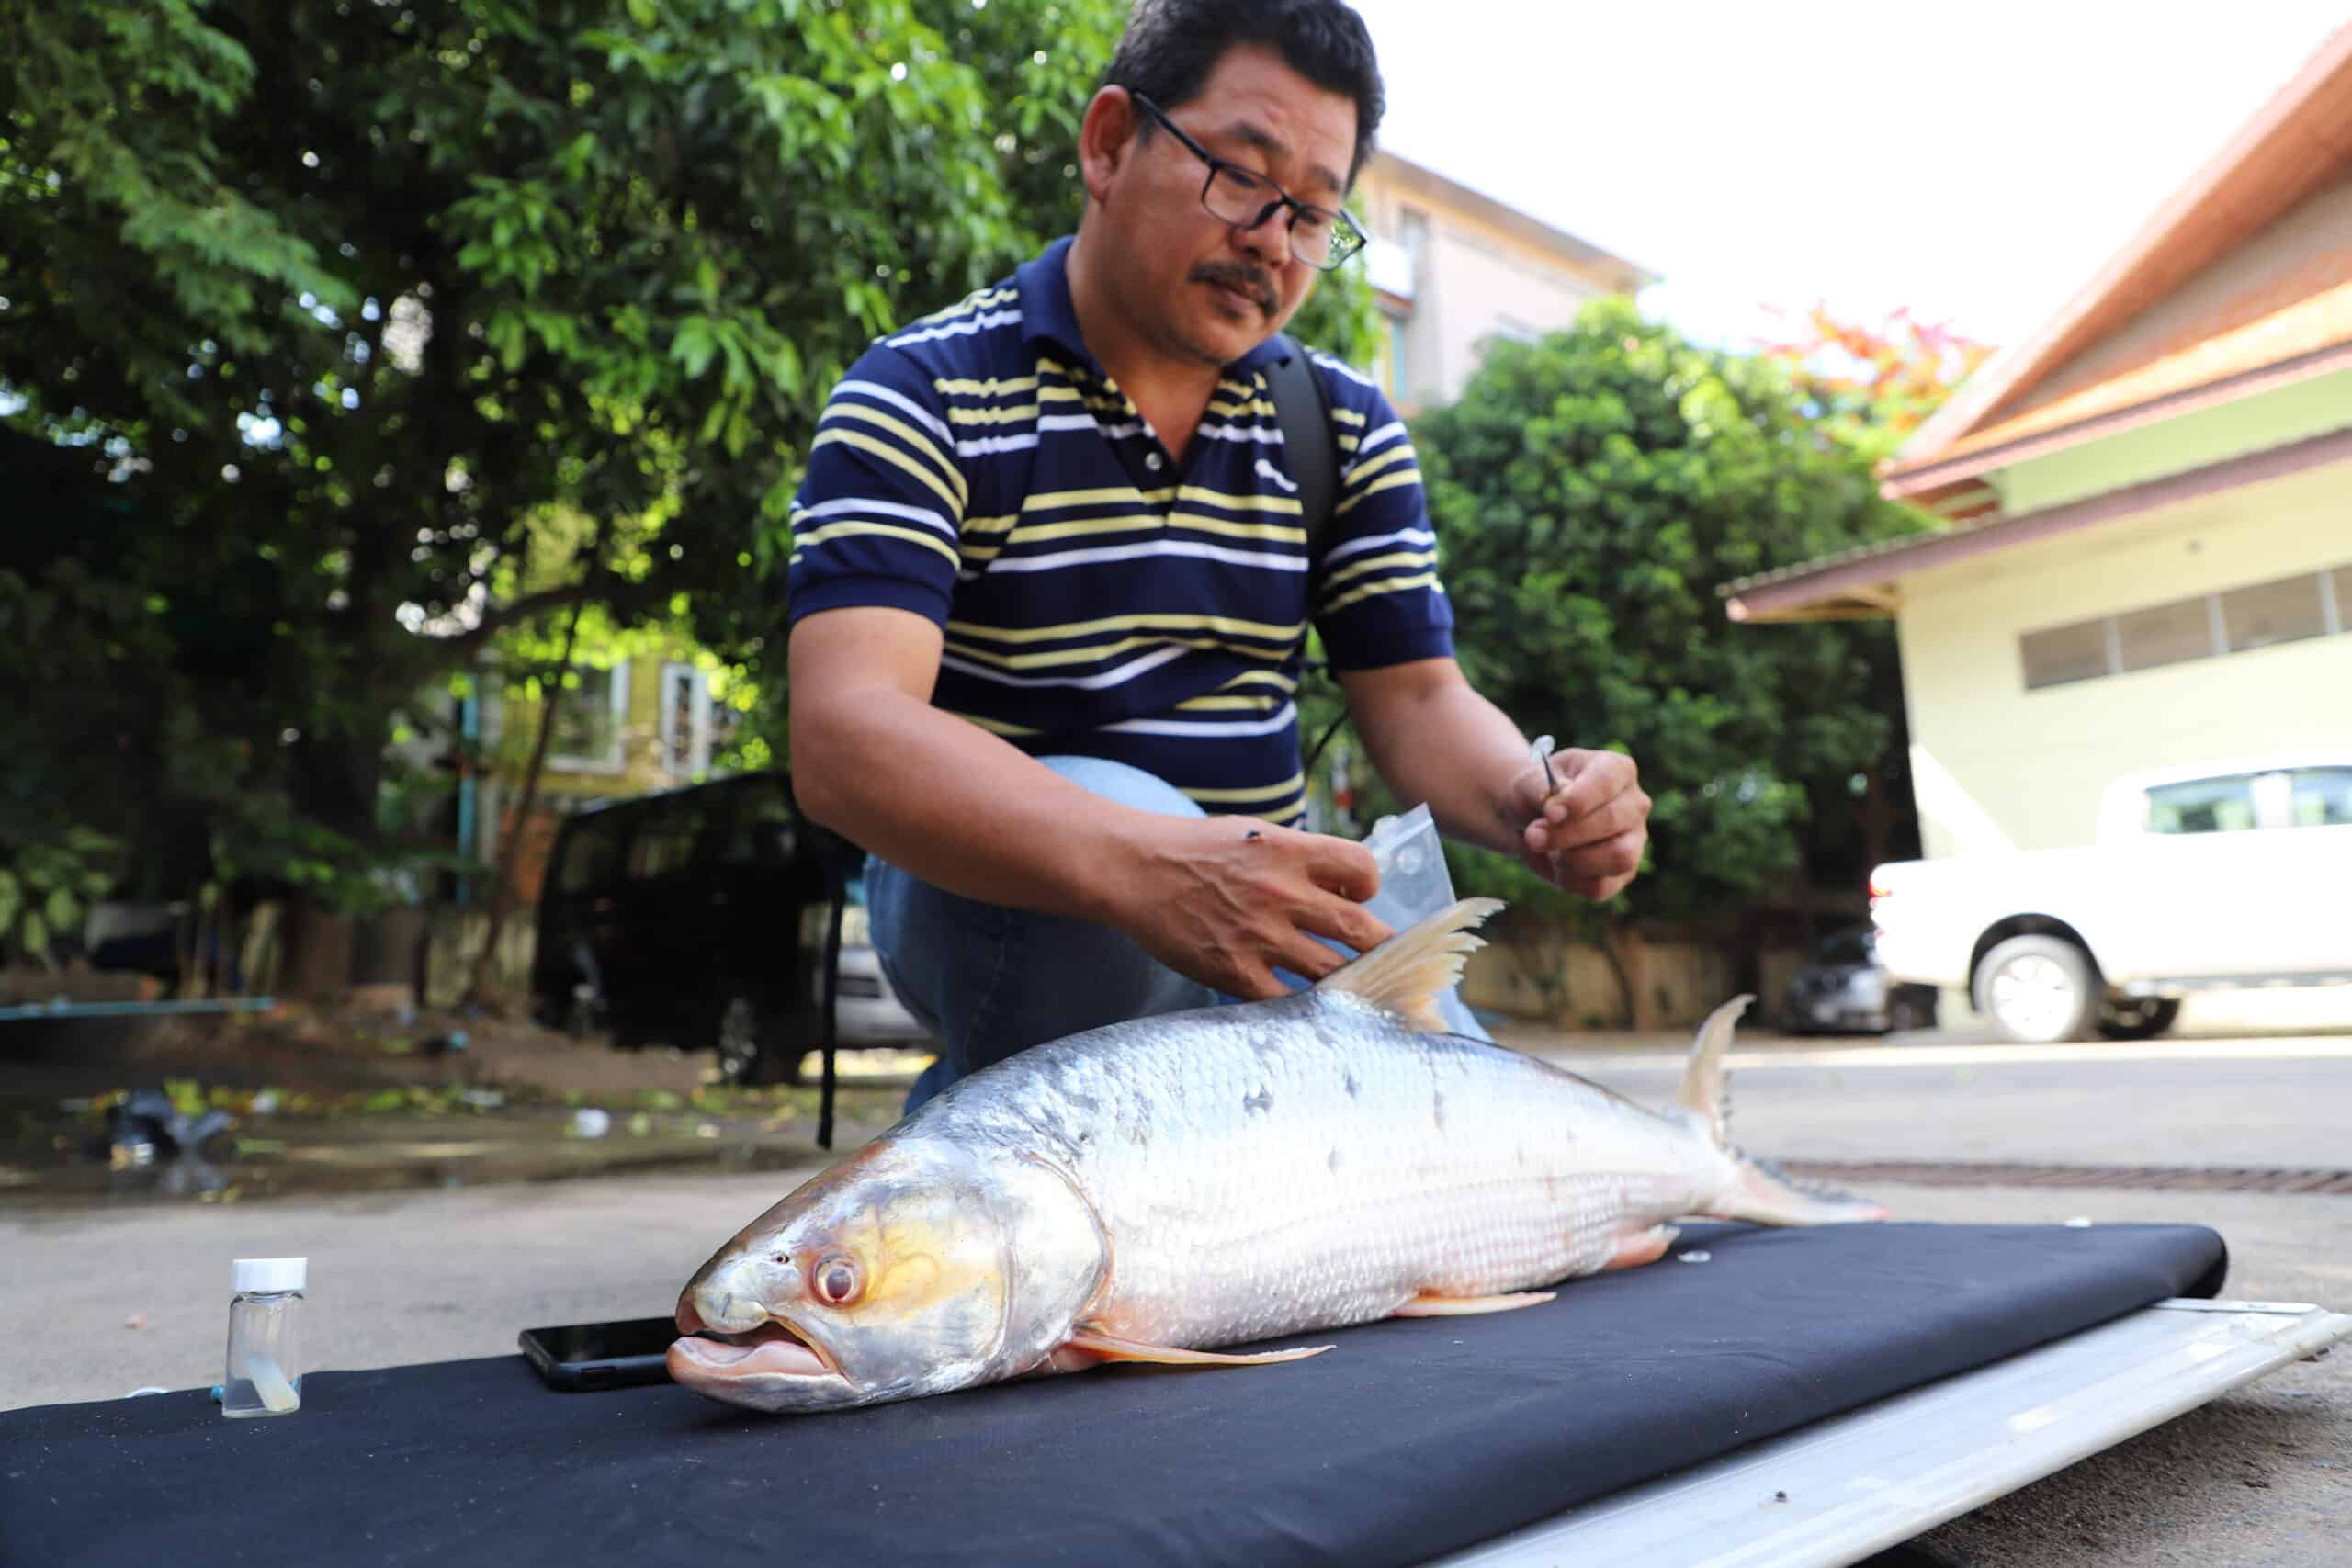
[1600, 1224, 1679, 1272]
[1393, 1290, 1555, 1317]
[1057, 1331, 1331, 1369]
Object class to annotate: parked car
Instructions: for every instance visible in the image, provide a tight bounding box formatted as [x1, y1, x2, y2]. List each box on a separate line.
[1780, 926, 1939, 1035]
[530, 773, 930, 1083]
[1868, 753, 2352, 1044]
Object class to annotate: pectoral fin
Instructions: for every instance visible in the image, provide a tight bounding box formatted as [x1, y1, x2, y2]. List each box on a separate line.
[1058, 1331, 1332, 1367]
[1393, 1290, 1556, 1317]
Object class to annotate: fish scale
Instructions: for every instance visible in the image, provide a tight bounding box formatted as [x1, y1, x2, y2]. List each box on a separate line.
[922, 989, 1717, 1348]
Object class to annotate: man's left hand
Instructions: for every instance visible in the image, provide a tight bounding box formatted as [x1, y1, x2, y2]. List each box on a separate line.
[1519, 749, 1649, 901]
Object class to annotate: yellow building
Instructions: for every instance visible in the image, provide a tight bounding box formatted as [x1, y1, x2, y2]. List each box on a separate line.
[1351, 149, 1655, 413]
[464, 647, 742, 903]
[1724, 23, 2352, 860]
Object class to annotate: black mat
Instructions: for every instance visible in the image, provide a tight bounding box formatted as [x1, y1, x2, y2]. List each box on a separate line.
[3, 1222, 2226, 1568]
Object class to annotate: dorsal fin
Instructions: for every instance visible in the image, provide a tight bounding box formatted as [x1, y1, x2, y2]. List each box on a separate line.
[1316, 897, 1505, 1032]
[1675, 993, 1752, 1145]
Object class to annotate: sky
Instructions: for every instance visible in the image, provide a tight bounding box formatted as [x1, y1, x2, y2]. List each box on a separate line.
[1343, 1, 2351, 353]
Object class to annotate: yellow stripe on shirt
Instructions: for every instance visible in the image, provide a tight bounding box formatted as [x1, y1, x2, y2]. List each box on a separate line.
[1319, 547, 1437, 593]
[945, 611, 1304, 646]
[792, 519, 964, 570]
[1332, 468, 1422, 519]
[1182, 772, 1307, 804]
[820, 404, 966, 502]
[1321, 570, 1440, 615]
[809, 428, 966, 513]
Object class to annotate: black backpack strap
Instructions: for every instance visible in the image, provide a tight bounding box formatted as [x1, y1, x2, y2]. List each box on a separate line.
[1264, 333, 1340, 560]
[1263, 333, 1352, 776]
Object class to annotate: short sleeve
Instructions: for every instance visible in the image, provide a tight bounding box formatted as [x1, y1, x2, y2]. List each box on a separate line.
[1307, 355, 1454, 671]
[785, 344, 970, 629]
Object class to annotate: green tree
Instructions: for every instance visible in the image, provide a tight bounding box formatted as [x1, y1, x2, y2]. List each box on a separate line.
[0, 0, 1197, 987]
[1405, 299, 1928, 1016]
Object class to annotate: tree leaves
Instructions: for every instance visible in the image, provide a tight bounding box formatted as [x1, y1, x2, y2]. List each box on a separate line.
[1413, 299, 1928, 927]
[2, 0, 1396, 906]
[0, 0, 1141, 881]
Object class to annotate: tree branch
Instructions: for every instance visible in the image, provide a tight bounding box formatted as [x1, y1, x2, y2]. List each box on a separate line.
[418, 576, 605, 665]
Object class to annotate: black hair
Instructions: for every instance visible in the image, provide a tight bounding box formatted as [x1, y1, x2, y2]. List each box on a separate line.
[1102, 0, 1385, 187]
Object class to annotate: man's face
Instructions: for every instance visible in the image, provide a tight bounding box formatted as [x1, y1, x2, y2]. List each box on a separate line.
[1084, 43, 1357, 369]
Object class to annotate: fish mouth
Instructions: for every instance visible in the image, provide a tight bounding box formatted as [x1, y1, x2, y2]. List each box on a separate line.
[669, 1315, 845, 1383]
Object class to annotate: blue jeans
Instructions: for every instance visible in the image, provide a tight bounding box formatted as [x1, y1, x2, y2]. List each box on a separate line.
[866, 755, 1487, 1116]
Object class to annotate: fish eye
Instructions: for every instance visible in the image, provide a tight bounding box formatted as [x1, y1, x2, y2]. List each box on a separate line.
[812, 1253, 862, 1307]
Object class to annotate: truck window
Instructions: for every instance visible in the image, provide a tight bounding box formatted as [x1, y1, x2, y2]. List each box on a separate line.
[2288, 768, 2352, 829]
[721, 782, 798, 865]
[626, 802, 708, 881]
[552, 817, 625, 895]
[2145, 776, 2257, 835]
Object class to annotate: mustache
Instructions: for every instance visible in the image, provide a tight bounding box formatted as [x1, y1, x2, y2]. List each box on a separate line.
[1189, 261, 1275, 313]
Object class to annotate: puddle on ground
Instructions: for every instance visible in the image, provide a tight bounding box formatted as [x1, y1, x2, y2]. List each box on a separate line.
[0, 1099, 903, 1207]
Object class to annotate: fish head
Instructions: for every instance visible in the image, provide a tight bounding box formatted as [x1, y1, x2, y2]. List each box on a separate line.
[668, 1136, 1106, 1414]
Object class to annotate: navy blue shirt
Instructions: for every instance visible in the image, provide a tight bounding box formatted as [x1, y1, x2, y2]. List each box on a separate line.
[786, 236, 1453, 826]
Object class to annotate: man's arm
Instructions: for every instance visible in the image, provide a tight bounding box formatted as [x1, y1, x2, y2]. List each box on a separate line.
[1340, 657, 1649, 901]
[789, 606, 1392, 999]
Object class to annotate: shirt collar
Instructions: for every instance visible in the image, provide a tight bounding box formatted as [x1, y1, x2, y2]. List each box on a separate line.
[1018, 234, 1291, 377]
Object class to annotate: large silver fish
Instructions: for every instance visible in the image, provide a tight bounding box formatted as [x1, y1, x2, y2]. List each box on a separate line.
[669, 897, 1883, 1414]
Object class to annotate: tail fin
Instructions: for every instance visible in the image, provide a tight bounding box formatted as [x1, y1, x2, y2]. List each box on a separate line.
[1677, 995, 1887, 1226]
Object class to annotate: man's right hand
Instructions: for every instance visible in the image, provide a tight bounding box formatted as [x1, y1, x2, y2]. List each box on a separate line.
[1109, 817, 1393, 1001]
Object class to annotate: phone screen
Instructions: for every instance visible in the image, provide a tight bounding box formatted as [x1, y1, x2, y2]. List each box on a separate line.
[526, 1316, 682, 1365]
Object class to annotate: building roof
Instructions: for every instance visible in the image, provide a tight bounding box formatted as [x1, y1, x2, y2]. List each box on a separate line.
[1885, 21, 2352, 502]
[1722, 424, 2352, 624]
[1723, 22, 2352, 623]
[1361, 149, 1660, 295]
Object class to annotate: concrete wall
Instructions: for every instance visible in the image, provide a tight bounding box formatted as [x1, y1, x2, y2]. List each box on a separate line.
[1461, 935, 1812, 1032]
[420, 907, 537, 1010]
[1895, 455, 2352, 859]
[1412, 227, 1607, 403]
[1351, 156, 1631, 411]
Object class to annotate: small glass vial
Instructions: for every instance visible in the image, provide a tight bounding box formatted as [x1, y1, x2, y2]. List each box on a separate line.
[223, 1257, 306, 1418]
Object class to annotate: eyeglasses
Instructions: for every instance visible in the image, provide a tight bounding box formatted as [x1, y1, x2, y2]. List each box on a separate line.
[1129, 93, 1367, 272]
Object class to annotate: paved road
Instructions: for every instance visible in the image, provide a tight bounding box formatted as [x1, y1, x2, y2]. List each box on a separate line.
[1530, 1032, 2352, 1169]
[5, 1032, 2346, 1566]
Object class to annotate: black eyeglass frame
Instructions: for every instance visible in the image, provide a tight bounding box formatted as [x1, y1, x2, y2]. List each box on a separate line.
[1128, 93, 1367, 272]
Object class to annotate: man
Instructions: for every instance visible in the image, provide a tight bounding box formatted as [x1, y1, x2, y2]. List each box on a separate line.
[786, 0, 1649, 1111]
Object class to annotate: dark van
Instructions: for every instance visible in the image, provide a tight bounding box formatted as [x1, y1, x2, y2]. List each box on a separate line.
[529, 773, 928, 1082]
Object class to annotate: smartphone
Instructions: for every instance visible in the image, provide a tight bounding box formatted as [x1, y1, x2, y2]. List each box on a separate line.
[517, 1316, 682, 1392]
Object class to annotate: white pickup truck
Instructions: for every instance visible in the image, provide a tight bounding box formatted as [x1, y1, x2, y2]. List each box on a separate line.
[1867, 752, 2352, 1043]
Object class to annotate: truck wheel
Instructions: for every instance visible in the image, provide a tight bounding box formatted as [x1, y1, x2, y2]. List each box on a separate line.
[715, 993, 804, 1087]
[1974, 936, 2098, 1044]
[560, 982, 605, 1042]
[2097, 997, 2182, 1041]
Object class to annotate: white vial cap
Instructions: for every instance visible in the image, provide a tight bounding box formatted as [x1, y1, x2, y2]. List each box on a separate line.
[232, 1257, 308, 1293]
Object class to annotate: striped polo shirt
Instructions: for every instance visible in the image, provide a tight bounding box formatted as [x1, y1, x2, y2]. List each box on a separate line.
[785, 235, 1453, 826]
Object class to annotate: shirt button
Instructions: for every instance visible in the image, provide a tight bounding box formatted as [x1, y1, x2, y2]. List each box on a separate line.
[1145, 453, 1164, 471]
